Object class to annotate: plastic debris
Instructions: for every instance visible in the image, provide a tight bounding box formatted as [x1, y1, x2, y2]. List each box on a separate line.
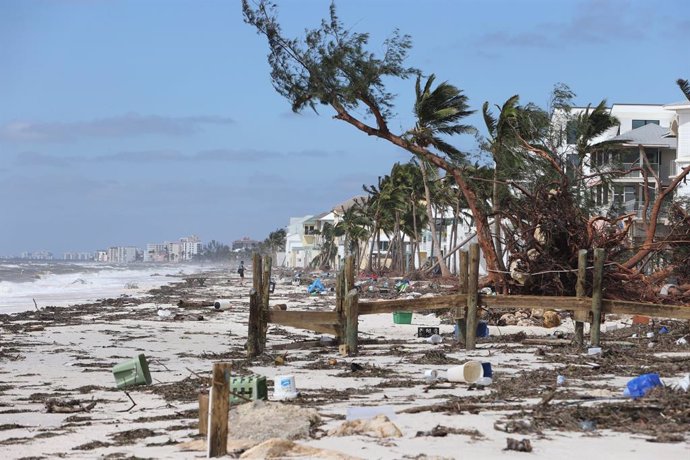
[307, 278, 325, 294]
[580, 420, 596, 432]
[672, 374, 689, 392]
[426, 334, 442, 344]
[556, 375, 566, 386]
[623, 373, 663, 399]
[676, 337, 688, 345]
[659, 326, 669, 334]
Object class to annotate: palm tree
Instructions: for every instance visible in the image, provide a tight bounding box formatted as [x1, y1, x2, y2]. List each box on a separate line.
[678, 79, 690, 101]
[406, 74, 474, 277]
[310, 222, 338, 269]
[335, 201, 371, 269]
[482, 95, 519, 272]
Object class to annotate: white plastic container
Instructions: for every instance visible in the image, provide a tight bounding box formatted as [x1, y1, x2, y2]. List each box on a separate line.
[213, 299, 231, 310]
[447, 361, 483, 384]
[587, 347, 602, 355]
[426, 334, 442, 344]
[273, 375, 298, 400]
[424, 369, 438, 381]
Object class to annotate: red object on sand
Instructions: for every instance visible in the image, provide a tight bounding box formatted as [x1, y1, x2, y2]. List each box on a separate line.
[632, 315, 651, 325]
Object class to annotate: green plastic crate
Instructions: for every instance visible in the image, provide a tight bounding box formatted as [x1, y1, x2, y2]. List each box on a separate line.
[230, 375, 267, 404]
[393, 311, 413, 324]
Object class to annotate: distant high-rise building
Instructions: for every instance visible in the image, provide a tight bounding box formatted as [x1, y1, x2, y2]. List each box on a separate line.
[232, 237, 259, 251]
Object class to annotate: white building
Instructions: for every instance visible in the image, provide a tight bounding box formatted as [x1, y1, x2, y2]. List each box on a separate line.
[106, 246, 138, 263]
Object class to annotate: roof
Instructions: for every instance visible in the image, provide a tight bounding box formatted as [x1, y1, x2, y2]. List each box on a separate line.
[332, 195, 368, 214]
[607, 123, 677, 148]
[664, 100, 690, 110]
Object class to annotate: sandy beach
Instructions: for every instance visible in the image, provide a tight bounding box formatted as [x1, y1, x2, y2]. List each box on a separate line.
[1, 268, 689, 459]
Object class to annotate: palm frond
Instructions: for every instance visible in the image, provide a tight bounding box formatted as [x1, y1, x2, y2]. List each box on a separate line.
[678, 79, 690, 101]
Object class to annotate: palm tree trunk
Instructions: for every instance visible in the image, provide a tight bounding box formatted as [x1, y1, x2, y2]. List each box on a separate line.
[492, 165, 504, 270]
[411, 199, 418, 271]
[420, 161, 451, 277]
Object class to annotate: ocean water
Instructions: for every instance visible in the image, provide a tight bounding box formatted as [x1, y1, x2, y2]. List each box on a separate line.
[0, 261, 209, 314]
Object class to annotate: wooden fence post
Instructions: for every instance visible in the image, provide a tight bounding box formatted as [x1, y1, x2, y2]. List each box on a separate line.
[198, 390, 209, 436]
[574, 249, 588, 346]
[247, 253, 263, 358]
[207, 362, 231, 458]
[335, 269, 345, 343]
[344, 256, 354, 292]
[456, 250, 469, 344]
[590, 248, 605, 347]
[465, 244, 480, 350]
[345, 288, 359, 354]
[259, 255, 272, 351]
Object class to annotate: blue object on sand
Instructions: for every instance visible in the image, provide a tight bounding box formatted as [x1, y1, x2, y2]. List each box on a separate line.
[307, 278, 325, 294]
[623, 373, 662, 399]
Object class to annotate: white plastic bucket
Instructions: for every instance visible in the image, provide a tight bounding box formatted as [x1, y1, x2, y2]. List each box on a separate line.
[447, 361, 483, 383]
[273, 374, 298, 400]
[213, 299, 231, 310]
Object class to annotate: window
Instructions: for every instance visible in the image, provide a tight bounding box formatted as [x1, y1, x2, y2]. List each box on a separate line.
[378, 241, 390, 251]
[566, 120, 578, 144]
[632, 119, 659, 129]
[304, 225, 316, 235]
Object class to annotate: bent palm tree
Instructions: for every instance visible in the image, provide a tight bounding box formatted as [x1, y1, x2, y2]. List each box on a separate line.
[678, 79, 690, 101]
[483, 95, 520, 271]
[407, 74, 474, 277]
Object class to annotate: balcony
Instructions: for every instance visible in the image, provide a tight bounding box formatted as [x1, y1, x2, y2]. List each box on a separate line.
[614, 162, 660, 179]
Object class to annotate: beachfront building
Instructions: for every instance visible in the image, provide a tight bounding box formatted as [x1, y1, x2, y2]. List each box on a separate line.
[106, 246, 139, 263]
[284, 215, 316, 269]
[63, 252, 94, 261]
[143, 235, 203, 262]
[559, 100, 690, 243]
[232, 237, 260, 252]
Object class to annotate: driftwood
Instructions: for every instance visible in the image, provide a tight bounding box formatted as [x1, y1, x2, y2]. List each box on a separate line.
[177, 299, 214, 308]
[45, 399, 96, 413]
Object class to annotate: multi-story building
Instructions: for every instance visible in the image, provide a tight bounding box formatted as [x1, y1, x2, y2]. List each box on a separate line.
[106, 246, 139, 263]
[63, 252, 94, 261]
[560, 100, 690, 242]
[232, 237, 260, 252]
[143, 235, 202, 262]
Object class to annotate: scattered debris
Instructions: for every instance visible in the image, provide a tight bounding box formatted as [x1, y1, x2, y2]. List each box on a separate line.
[45, 399, 96, 414]
[328, 414, 402, 438]
[505, 437, 532, 452]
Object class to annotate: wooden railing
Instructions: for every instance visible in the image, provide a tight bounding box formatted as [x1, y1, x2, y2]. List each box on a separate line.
[246, 245, 690, 357]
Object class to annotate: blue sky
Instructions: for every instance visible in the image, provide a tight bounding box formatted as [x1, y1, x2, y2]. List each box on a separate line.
[1, 0, 688, 256]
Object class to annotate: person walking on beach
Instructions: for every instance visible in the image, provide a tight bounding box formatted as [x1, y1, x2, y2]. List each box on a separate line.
[237, 261, 245, 286]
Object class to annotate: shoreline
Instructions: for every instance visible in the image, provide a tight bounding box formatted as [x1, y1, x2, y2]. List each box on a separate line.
[1, 268, 688, 458]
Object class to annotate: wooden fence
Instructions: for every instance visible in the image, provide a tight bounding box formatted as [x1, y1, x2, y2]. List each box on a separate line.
[246, 245, 690, 357]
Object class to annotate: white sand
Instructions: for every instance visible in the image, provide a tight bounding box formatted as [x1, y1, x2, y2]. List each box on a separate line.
[1, 272, 688, 459]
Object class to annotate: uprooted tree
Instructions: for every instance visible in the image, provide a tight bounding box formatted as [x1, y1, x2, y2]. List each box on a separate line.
[243, 1, 690, 301]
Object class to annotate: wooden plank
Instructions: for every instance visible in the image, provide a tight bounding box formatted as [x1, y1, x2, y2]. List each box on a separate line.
[269, 310, 339, 324]
[269, 317, 340, 336]
[198, 390, 209, 436]
[523, 338, 571, 346]
[345, 289, 359, 355]
[603, 300, 690, 320]
[574, 249, 588, 345]
[479, 295, 591, 310]
[207, 362, 231, 458]
[466, 243, 480, 350]
[358, 294, 468, 315]
[590, 248, 605, 347]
